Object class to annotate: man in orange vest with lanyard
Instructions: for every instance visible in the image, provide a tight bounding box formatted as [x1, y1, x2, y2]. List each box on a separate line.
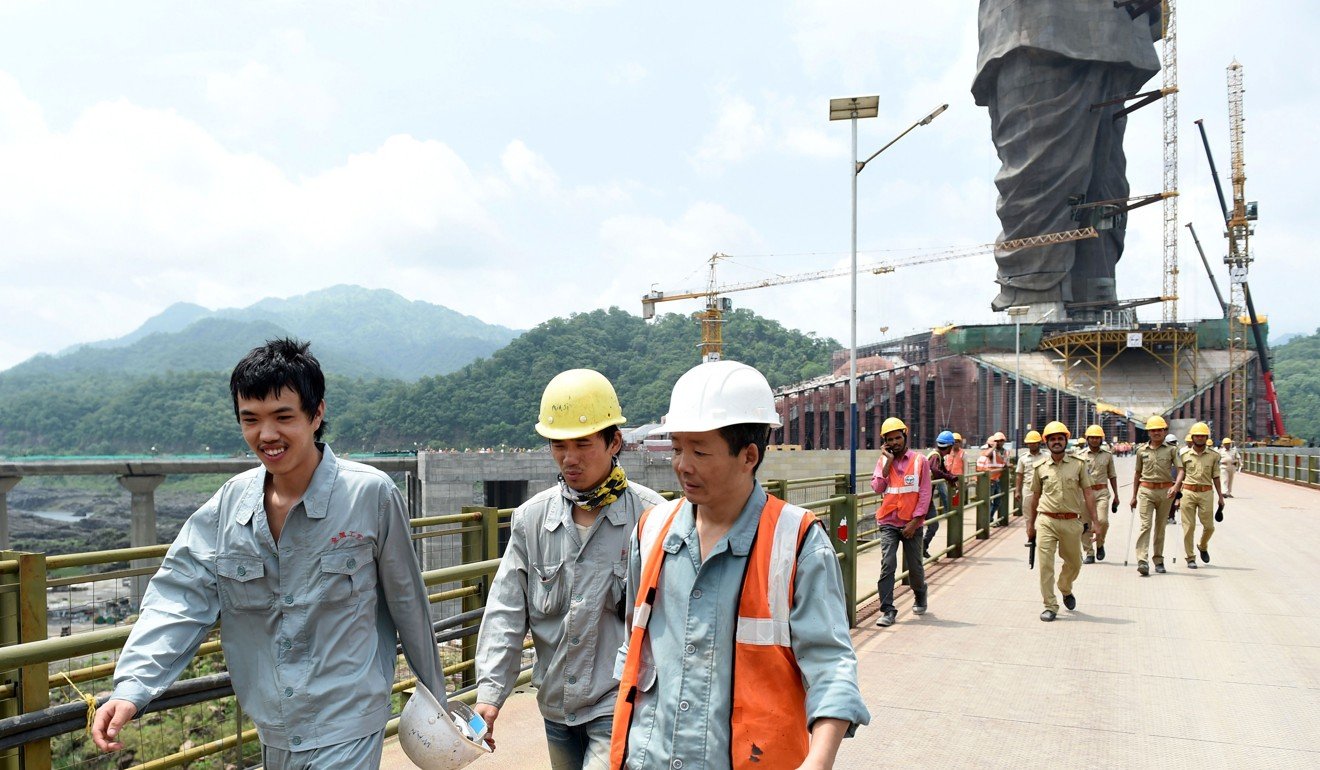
[609, 361, 869, 770]
[870, 416, 931, 628]
[946, 432, 967, 509]
[977, 432, 1008, 524]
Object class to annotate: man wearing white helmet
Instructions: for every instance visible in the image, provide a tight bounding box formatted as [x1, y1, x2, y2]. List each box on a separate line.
[475, 369, 663, 769]
[610, 361, 869, 770]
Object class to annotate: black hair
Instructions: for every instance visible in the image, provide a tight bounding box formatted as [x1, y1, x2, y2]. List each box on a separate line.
[230, 338, 328, 440]
[546, 425, 623, 458]
[717, 423, 772, 475]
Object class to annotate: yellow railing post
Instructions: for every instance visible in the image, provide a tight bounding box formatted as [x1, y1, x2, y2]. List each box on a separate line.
[975, 473, 991, 540]
[17, 553, 50, 770]
[459, 506, 497, 690]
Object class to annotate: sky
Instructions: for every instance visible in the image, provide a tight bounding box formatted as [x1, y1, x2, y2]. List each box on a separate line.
[1, 1, 1316, 372]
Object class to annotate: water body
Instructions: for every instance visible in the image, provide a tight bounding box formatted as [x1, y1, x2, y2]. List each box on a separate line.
[21, 509, 91, 523]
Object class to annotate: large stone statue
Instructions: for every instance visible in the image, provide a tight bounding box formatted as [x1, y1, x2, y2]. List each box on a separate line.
[974, 0, 1161, 319]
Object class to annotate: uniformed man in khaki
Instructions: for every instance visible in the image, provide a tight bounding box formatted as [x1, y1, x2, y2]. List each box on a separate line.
[1174, 422, 1225, 569]
[1129, 416, 1178, 576]
[1219, 437, 1240, 497]
[1013, 430, 1044, 514]
[1028, 422, 1097, 622]
[1072, 425, 1117, 563]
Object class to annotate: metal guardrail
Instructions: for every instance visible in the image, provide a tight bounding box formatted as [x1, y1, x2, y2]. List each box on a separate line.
[0, 470, 1018, 770]
[1242, 449, 1320, 487]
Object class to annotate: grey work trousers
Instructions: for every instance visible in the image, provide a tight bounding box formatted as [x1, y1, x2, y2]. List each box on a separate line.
[877, 524, 926, 613]
[261, 730, 385, 770]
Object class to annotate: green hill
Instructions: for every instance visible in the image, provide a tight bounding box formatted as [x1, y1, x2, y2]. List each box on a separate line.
[5, 285, 520, 383]
[1272, 327, 1320, 443]
[0, 307, 836, 455]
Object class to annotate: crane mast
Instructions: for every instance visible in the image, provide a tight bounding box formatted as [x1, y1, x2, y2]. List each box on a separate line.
[1225, 60, 1252, 443]
[1161, 0, 1179, 322]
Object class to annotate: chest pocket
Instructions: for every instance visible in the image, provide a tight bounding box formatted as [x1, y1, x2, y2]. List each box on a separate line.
[216, 555, 272, 612]
[532, 561, 569, 617]
[319, 544, 377, 604]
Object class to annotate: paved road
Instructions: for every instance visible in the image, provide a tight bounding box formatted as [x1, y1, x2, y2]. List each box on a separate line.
[384, 463, 1320, 768]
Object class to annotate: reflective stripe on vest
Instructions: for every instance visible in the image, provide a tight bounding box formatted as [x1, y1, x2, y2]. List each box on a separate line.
[878, 451, 927, 521]
[609, 495, 815, 770]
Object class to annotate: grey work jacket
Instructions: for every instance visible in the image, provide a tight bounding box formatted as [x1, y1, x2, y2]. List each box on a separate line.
[110, 445, 444, 751]
[475, 481, 664, 726]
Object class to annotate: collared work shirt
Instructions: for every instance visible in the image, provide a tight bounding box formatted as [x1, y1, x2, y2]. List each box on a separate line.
[111, 445, 443, 752]
[476, 481, 664, 726]
[1031, 454, 1090, 514]
[619, 483, 869, 770]
[871, 449, 931, 528]
[1135, 443, 1178, 483]
[1220, 447, 1240, 468]
[1016, 450, 1045, 491]
[1178, 447, 1221, 485]
[1076, 448, 1117, 487]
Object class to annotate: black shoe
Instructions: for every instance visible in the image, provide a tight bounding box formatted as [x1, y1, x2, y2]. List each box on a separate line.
[1096, 545, 1106, 561]
[1063, 594, 1076, 610]
[1155, 563, 1167, 574]
[1083, 554, 1095, 565]
[923, 548, 931, 559]
[1040, 609, 1057, 622]
[1138, 561, 1149, 576]
[913, 601, 927, 616]
[1187, 561, 1198, 570]
[1200, 548, 1210, 564]
[876, 610, 897, 627]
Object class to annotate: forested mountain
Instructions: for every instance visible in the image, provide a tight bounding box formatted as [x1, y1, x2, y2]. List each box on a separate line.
[0, 307, 836, 455]
[8, 285, 520, 382]
[1272, 327, 1320, 443]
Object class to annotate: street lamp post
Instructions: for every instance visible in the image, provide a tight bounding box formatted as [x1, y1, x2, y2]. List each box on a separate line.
[829, 97, 947, 492]
[1007, 305, 1029, 450]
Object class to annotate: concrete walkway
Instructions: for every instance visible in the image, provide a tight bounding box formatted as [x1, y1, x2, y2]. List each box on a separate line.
[384, 463, 1320, 768]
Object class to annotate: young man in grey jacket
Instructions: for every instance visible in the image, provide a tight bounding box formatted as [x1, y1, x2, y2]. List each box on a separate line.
[475, 369, 663, 770]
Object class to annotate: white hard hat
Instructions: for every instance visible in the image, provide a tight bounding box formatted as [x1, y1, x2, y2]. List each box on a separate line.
[653, 360, 782, 434]
[398, 685, 490, 770]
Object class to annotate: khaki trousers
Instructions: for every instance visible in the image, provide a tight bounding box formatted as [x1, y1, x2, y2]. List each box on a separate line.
[1181, 489, 1216, 560]
[1083, 489, 1111, 555]
[1222, 465, 1236, 495]
[1038, 515, 1083, 612]
[1136, 486, 1173, 565]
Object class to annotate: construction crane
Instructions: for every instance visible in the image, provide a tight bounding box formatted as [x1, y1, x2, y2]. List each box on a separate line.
[641, 228, 1098, 362]
[1195, 62, 1298, 446]
[1161, 0, 1180, 322]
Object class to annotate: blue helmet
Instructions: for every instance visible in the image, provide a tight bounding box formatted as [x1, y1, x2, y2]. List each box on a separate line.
[936, 430, 956, 447]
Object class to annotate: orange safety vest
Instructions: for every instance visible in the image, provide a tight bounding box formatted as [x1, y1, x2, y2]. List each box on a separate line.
[946, 448, 965, 476]
[976, 448, 1006, 481]
[609, 495, 816, 770]
[876, 450, 928, 522]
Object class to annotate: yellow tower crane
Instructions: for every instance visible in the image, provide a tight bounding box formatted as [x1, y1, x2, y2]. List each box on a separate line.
[641, 228, 1100, 362]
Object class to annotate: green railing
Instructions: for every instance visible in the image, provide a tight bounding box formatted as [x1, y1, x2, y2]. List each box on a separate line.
[1242, 449, 1320, 487]
[0, 469, 1017, 770]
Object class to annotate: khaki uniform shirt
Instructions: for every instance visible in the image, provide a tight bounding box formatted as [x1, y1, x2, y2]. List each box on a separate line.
[1136, 443, 1178, 483]
[1016, 450, 1045, 492]
[1178, 447, 1221, 486]
[1220, 447, 1240, 468]
[1031, 454, 1089, 514]
[1075, 447, 1117, 489]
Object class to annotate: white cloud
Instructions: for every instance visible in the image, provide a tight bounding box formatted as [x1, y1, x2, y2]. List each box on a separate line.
[501, 139, 561, 195]
[692, 93, 769, 170]
[204, 29, 338, 138]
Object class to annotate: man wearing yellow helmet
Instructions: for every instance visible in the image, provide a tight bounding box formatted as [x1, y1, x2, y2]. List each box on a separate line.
[1173, 422, 1224, 569]
[1219, 437, 1239, 497]
[1129, 416, 1178, 576]
[870, 416, 931, 627]
[1013, 430, 1044, 516]
[1027, 422, 1097, 622]
[1075, 425, 1119, 563]
[476, 369, 663, 767]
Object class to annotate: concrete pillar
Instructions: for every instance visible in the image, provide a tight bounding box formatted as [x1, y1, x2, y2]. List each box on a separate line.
[117, 474, 166, 608]
[0, 477, 20, 550]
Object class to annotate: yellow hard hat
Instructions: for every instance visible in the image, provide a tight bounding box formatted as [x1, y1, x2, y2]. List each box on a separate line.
[1221, 437, 1233, 445]
[1145, 415, 1169, 431]
[1085, 424, 1105, 439]
[535, 369, 626, 440]
[1024, 430, 1042, 444]
[1189, 422, 1211, 437]
[952, 432, 963, 442]
[881, 417, 908, 435]
[1042, 421, 1070, 439]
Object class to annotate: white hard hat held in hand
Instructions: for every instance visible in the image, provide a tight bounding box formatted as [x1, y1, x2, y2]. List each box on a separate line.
[399, 684, 491, 769]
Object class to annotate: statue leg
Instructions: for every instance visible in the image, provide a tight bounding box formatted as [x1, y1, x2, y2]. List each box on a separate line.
[986, 50, 1112, 315]
[1070, 64, 1149, 308]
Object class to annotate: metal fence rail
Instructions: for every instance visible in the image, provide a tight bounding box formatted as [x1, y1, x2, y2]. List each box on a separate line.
[0, 469, 1018, 770]
[1242, 449, 1320, 487]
